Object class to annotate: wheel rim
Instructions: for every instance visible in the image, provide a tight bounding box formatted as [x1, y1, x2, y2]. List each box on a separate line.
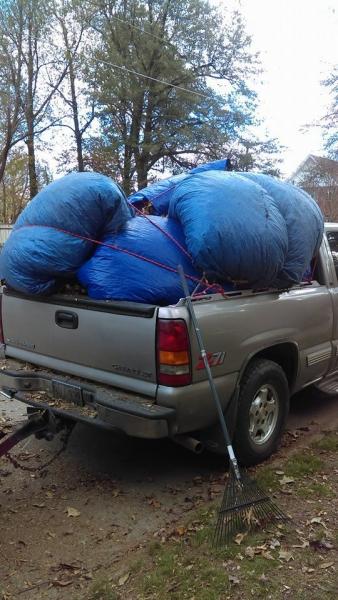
[249, 384, 279, 445]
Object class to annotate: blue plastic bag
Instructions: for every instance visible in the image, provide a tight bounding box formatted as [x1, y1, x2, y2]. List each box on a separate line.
[0, 172, 132, 294]
[128, 173, 187, 215]
[169, 171, 288, 286]
[128, 159, 231, 214]
[78, 216, 203, 304]
[190, 159, 230, 173]
[239, 173, 324, 285]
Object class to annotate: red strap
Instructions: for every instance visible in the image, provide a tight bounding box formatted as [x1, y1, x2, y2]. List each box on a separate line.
[16, 224, 201, 284]
[15, 223, 230, 297]
[129, 202, 191, 259]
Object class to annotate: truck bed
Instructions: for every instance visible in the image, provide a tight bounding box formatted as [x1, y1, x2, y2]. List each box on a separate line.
[1, 288, 159, 396]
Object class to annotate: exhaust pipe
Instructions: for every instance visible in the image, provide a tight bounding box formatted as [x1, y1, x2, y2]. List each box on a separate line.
[172, 435, 204, 454]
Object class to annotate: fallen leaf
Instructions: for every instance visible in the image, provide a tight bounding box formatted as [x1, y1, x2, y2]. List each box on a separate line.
[308, 517, 327, 529]
[269, 538, 281, 549]
[259, 574, 268, 582]
[228, 575, 240, 585]
[66, 507, 81, 518]
[275, 470, 284, 475]
[52, 580, 73, 587]
[279, 550, 294, 562]
[234, 532, 247, 545]
[47, 531, 56, 539]
[148, 498, 161, 509]
[244, 507, 260, 526]
[292, 540, 309, 549]
[309, 539, 333, 551]
[175, 526, 187, 536]
[32, 503, 45, 508]
[302, 566, 315, 574]
[279, 476, 295, 485]
[118, 572, 130, 586]
[245, 547, 255, 559]
[112, 490, 122, 498]
[261, 551, 274, 561]
[319, 562, 334, 569]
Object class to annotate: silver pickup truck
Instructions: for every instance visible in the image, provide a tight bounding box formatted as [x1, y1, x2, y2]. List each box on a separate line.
[1, 223, 338, 465]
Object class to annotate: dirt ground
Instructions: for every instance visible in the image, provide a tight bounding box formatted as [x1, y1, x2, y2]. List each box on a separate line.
[0, 378, 337, 599]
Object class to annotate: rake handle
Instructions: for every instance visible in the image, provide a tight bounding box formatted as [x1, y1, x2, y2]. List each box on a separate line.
[178, 265, 241, 481]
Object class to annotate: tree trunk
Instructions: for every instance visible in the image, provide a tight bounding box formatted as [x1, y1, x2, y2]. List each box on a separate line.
[136, 160, 148, 190]
[1, 180, 6, 222]
[0, 133, 12, 186]
[70, 62, 84, 172]
[125, 95, 144, 191]
[26, 15, 38, 199]
[61, 20, 84, 172]
[122, 141, 133, 195]
[26, 128, 38, 199]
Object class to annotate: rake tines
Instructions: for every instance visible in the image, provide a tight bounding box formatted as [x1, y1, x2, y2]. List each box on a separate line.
[213, 469, 289, 547]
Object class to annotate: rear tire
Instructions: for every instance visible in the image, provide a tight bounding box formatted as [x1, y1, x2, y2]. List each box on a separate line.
[233, 358, 289, 466]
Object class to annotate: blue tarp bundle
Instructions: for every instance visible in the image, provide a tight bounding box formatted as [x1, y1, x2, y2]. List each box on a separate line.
[0, 172, 132, 295]
[239, 173, 324, 285]
[78, 216, 203, 304]
[128, 159, 232, 215]
[0, 162, 324, 304]
[169, 171, 290, 286]
[128, 173, 187, 215]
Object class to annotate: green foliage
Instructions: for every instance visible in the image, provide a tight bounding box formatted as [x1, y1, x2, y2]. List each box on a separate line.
[88, 0, 263, 192]
[312, 433, 338, 452]
[322, 65, 338, 159]
[284, 452, 323, 478]
[233, 135, 284, 177]
[85, 576, 119, 600]
[0, 148, 52, 222]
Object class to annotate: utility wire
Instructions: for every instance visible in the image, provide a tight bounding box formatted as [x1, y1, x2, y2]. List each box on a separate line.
[98, 58, 212, 99]
[111, 14, 172, 45]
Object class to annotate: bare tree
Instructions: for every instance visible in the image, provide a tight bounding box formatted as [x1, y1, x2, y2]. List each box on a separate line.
[21, 0, 69, 197]
[54, 0, 96, 172]
[0, 0, 25, 184]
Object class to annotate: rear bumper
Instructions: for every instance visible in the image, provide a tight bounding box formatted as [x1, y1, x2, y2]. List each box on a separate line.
[0, 370, 175, 439]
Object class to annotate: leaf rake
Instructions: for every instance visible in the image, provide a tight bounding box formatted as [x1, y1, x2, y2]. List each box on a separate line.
[178, 265, 289, 546]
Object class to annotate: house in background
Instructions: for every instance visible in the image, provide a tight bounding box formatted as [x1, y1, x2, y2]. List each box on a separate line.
[288, 154, 338, 221]
[0, 224, 12, 248]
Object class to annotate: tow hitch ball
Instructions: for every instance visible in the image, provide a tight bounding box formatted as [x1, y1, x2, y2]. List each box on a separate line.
[0, 409, 68, 458]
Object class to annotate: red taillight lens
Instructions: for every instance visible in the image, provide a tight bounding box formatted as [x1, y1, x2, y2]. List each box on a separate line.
[156, 319, 191, 386]
[0, 294, 4, 344]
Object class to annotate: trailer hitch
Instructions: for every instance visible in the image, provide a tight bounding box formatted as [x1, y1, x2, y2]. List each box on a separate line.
[0, 409, 66, 459]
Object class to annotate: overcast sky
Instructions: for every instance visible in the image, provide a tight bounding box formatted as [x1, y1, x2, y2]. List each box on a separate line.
[223, 0, 338, 176]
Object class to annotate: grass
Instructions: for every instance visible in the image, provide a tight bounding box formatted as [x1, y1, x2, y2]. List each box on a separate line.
[284, 452, 323, 477]
[139, 527, 283, 600]
[82, 439, 338, 600]
[255, 465, 280, 491]
[296, 481, 334, 499]
[85, 577, 119, 600]
[311, 433, 338, 452]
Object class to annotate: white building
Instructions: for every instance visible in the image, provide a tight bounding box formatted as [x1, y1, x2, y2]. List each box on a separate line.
[0, 225, 12, 247]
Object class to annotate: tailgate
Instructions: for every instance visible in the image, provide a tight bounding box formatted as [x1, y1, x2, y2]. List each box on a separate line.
[2, 289, 159, 395]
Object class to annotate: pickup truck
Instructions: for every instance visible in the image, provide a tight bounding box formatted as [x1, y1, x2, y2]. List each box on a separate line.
[1, 223, 338, 466]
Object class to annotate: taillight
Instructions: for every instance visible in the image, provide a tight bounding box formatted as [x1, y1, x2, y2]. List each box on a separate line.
[0, 294, 4, 344]
[156, 319, 191, 386]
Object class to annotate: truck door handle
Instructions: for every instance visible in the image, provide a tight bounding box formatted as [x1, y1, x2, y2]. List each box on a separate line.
[55, 310, 78, 329]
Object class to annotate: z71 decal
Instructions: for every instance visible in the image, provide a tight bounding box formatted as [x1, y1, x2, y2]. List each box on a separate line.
[196, 351, 226, 370]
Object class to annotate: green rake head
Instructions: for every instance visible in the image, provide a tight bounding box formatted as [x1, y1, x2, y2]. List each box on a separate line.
[213, 469, 289, 547]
